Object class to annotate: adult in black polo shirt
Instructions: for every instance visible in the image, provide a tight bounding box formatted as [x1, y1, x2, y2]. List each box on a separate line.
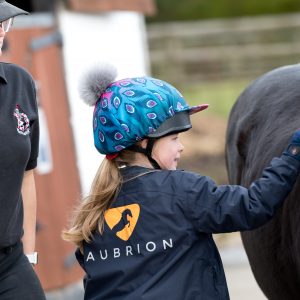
[0, 1, 45, 299]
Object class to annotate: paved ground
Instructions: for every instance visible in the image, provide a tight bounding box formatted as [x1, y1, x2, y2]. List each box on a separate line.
[220, 245, 267, 300]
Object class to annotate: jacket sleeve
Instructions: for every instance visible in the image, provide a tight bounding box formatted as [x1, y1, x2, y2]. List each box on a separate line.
[183, 155, 300, 233]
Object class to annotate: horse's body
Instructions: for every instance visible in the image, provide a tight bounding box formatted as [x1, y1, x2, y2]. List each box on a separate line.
[226, 64, 300, 299]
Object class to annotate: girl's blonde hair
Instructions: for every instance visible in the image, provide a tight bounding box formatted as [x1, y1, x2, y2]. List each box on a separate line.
[62, 150, 136, 250]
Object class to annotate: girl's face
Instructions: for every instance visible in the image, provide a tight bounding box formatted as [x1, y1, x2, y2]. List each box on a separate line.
[152, 133, 184, 170]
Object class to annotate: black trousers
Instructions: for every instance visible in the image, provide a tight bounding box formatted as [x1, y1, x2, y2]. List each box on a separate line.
[0, 241, 46, 300]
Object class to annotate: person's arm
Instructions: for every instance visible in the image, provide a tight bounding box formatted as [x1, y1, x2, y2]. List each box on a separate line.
[22, 75, 39, 258]
[22, 169, 37, 255]
[183, 131, 300, 233]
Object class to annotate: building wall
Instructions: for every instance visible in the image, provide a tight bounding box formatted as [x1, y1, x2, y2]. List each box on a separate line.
[58, 7, 151, 194]
[5, 13, 83, 290]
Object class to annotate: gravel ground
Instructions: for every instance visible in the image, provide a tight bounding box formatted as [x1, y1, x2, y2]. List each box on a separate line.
[220, 244, 267, 300]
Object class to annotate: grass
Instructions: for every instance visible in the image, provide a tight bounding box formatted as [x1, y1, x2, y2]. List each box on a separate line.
[181, 79, 252, 119]
[176, 78, 255, 182]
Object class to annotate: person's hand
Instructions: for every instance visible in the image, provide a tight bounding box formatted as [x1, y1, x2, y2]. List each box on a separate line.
[283, 129, 300, 161]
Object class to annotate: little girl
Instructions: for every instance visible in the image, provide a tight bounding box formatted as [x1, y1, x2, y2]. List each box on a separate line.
[63, 64, 300, 300]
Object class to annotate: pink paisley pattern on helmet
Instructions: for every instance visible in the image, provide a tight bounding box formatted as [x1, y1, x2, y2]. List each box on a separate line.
[101, 98, 108, 108]
[120, 81, 131, 87]
[136, 78, 146, 83]
[154, 93, 163, 101]
[115, 145, 125, 151]
[169, 107, 175, 116]
[98, 131, 105, 142]
[114, 132, 123, 140]
[148, 127, 155, 134]
[113, 97, 121, 108]
[100, 116, 107, 124]
[152, 80, 164, 87]
[110, 79, 131, 87]
[93, 117, 98, 130]
[147, 100, 157, 108]
[177, 102, 184, 110]
[124, 90, 135, 97]
[121, 124, 129, 132]
[147, 113, 157, 119]
[126, 104, 135, 113]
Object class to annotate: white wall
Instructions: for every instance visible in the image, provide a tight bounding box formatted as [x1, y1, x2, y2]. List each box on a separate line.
[58, 9, 151, 195]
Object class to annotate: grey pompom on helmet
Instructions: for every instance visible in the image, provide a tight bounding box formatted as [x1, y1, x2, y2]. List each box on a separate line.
[78, 63, 117, 106]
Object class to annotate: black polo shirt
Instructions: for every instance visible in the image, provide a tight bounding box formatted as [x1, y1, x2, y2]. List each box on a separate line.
[0, 62, 39, 248]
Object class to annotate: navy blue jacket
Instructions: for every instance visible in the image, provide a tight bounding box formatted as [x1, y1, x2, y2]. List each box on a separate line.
[76, 155, 300, 300]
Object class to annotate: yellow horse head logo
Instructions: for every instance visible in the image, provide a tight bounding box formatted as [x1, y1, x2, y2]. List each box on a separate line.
[104, 204, 140, 241]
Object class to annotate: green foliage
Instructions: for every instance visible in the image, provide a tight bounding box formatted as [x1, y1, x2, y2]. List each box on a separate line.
[182, 79, 250, 119]
[148, 0, 300, 22]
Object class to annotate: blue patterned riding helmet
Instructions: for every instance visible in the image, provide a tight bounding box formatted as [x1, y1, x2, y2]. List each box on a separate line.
[79, 64, 208, 155]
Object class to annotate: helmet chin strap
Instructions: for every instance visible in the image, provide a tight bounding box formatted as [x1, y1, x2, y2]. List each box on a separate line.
[128, 138, 161, 169]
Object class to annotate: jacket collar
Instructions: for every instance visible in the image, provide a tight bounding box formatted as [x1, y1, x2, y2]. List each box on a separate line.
[120, 165, 159, 182]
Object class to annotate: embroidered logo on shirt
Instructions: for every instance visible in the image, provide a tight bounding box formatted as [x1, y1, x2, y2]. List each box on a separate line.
[104, 204, 140, 241]
[13, 104, 30, 136]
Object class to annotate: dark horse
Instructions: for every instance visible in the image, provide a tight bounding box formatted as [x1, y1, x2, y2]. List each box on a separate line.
[226, 64, 300, 300]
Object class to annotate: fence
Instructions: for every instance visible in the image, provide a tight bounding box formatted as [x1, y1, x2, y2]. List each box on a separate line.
[147, 13, 300, 85]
